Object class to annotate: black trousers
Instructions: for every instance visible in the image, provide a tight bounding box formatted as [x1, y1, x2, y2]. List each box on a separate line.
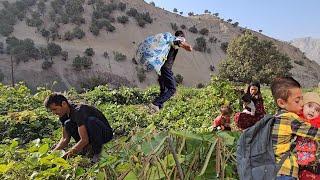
[153, 66, 176, 109]
[64, 117, 113, 154]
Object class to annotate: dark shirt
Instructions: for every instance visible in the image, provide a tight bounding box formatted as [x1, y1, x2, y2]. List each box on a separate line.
[162, 40, 182, 70]
[59, 104, 112, 130]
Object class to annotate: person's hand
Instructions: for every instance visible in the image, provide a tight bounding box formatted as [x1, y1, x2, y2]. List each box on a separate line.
[62, 148, 77, 159]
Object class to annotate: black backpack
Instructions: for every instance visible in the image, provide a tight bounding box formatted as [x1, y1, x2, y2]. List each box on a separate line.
[236, 115, 294, 180]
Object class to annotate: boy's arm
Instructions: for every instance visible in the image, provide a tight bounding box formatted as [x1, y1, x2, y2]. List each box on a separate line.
[291, 118, 320, 140]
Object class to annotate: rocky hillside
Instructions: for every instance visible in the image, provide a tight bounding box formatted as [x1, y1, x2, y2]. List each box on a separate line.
[0, 0, 319, 91]
[291, 37, 320, 64]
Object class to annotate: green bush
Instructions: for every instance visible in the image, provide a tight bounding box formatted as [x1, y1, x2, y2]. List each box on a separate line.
[72, 27, 85, 39]
[72, 55, 93, 70]
[84, 48, 95, 56]
[180, 24, 186, 29]
[294, 60, 304, 66]
[220, 42, 229, 53]
[199, 28, 209, 36]
[113, 51, 126, 61]
[175, 74, 184, 84]
[105, 22, 116, 32]
[118, 2, 126, 11]
[42, 60, 53, 70]
[170, 23, 178, 31]
[218, 32, 293, 84]
[189, 25, 198, 33]
[64, 31, 74, 41]
[193, 37, 207, 52]
[0, 24, 14, 36]
[126, 8, 138, 17]
[117, 15, 129, 24]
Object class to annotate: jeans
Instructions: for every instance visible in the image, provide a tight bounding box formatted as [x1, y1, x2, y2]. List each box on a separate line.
[64, 117, 113, 154]
[276, 175, 297, 180]
[153, 66, 176, 108]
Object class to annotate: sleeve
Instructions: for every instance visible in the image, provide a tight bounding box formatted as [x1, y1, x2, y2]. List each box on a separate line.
[249, 101, 256, 115]
[73, 109, 87, 127]
[213, 115, 222, 127]
[291, 117, 320, 141]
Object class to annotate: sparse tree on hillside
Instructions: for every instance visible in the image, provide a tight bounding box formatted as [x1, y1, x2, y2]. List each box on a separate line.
[232, 22, 239, 27]
[227, 19, 232, 22]
[173, 8, 178, 13]
[189, 25, 198, 33]
[218, 32, 293, 84]
[150, 2, 155, 6]
[117, 16, 129, 24]
[0, 24, 14, 37]
[37, 0, 46, 15]
[179, 12, 183, 15]
[193, 37, 207, 52]
[188, 12, 194, 16]
[47, 42, 62, 60]
[259, 29, 263, 33]
[199, 28, 209, 36]
[214, 13, 219, 17]
[72, 27, 85, 39]
[220, 42, 229, 53]
[170, 23, 178, 31]
[204, 10, 209, 13]
[85, 48, 95, 56]
[180, 24, 186, 29]
[118, 2, 126, 11]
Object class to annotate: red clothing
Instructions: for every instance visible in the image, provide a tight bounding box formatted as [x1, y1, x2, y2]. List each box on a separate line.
[235, 98, 266, 130]
[212, 115, 231, 128]
[298, 115, 320, 180]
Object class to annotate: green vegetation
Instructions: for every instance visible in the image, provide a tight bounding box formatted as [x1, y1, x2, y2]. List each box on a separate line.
[218, 32, 293, 84]
[0, 77, 282, 179]
[113, 51, 127, 61]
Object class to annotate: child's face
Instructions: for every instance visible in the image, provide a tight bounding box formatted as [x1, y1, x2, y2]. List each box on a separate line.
[277, 88, 303, 114]
[303, 102, 320, 120]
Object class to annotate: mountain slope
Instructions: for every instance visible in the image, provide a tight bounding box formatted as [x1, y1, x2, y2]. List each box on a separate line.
[0, 0, 319, 91]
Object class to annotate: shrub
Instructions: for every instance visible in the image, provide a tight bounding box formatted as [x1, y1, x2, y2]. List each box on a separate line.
[189, 25, 198, 33]
[72, 55, 93, 70]
[0, 24, 14, 36]
[209, 36, 217, 43]
[175, 74, 183, 84]
[193, 37, 207, 52]
[117, 16, 129, 24]
[232, 22, 239, 27]
[113, 51, 127, 61]
[105, 22, 116, 32]
[126, 8, 138, 17]
[180, 24, 186, 29]
[220, 42, 229, 53]
[136, 17, 146, 27]
[72, 27, 85, 39]
[170, 23, 178, 31]
[42, 60, 53, 70]
[64, 31, 74, 41]
[199, 28, 209, 36]
[118, 2, 126, 11]
[47, 42, 62, 58]
[90, 24, 99, 36]
[294, 60, 304, 66]
[197, 83, 205, 88]
[150, 2, 155, 6]
[84, 48, 95, 56]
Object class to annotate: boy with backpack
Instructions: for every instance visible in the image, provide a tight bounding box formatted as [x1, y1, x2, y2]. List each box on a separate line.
[236, 77, 320, 180]
[270, 77, 320, 179]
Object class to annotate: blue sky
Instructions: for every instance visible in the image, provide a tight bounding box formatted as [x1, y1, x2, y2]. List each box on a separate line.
[144, 0, 320, 41]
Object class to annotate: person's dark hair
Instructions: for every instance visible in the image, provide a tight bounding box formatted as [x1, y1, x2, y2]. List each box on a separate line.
[175, 30, 185, 37]
[44, 93, 69, 108]
[241, 94, 252, 103]
[270, 77, 301, 103]
[246, 81, 262, 96]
